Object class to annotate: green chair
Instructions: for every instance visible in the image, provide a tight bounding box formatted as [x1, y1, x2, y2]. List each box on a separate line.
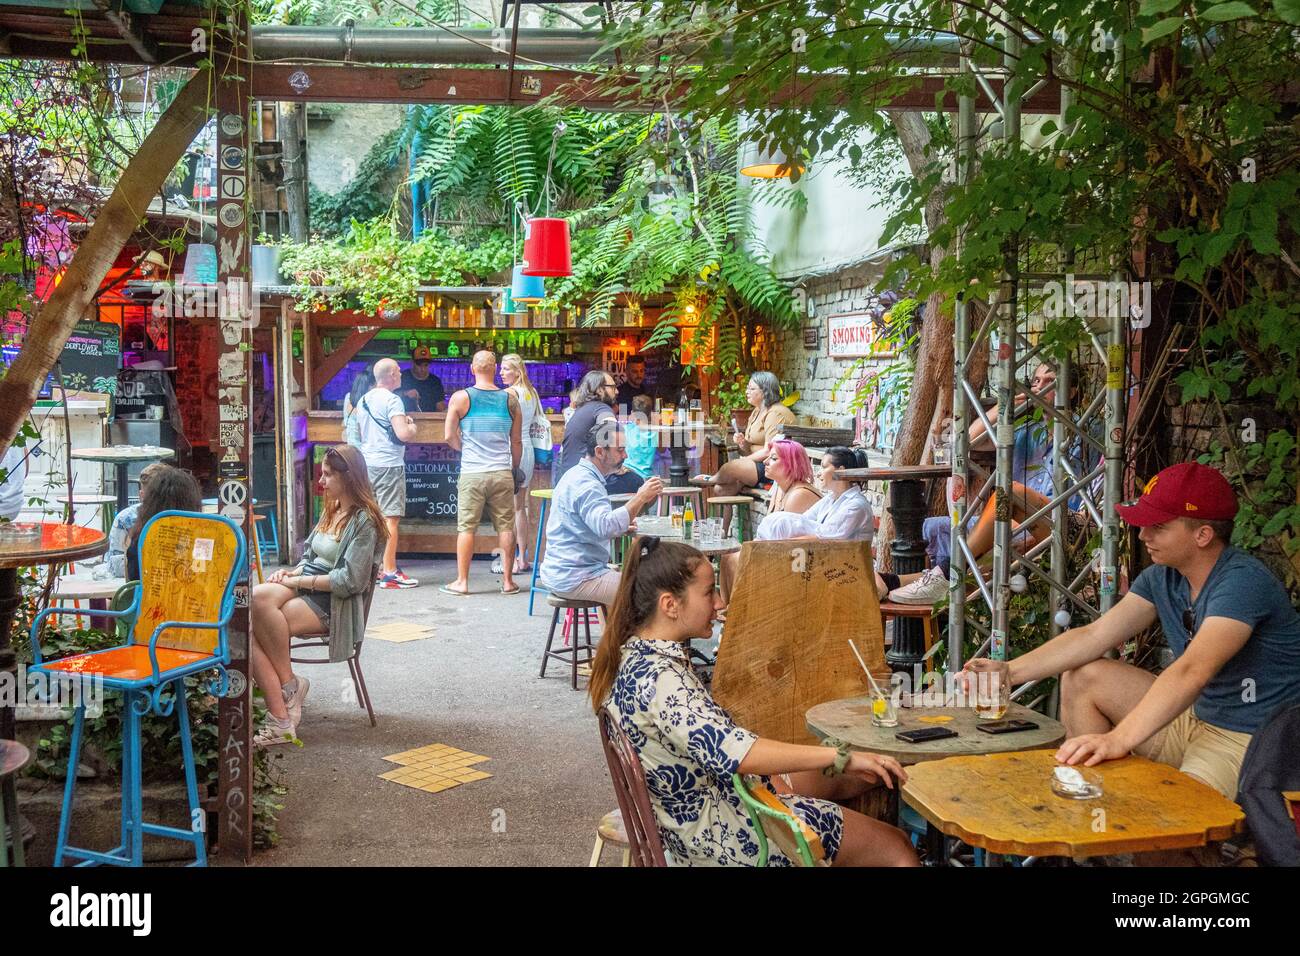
[731, 773, 824, 867]
[111, 580, 141, 644]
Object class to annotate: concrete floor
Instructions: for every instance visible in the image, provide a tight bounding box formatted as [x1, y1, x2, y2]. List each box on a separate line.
[251, 557, 619, 867]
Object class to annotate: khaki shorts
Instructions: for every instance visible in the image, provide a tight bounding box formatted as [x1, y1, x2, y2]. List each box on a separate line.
[1133, 707, 1252, 800]
[457, 470, 515, 534]
[368, 465, 406, 518]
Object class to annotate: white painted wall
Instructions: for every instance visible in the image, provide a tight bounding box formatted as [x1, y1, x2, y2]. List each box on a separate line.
[745, 129, 912, 279]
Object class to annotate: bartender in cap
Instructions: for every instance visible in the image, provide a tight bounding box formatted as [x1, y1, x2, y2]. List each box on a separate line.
[400, 346, 446, 413]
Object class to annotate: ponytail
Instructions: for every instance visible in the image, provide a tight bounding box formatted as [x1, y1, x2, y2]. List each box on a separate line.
[587, 536, 707, 712]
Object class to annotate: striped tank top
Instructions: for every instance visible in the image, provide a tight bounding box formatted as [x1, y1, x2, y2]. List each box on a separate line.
[459, 387, 514, 474]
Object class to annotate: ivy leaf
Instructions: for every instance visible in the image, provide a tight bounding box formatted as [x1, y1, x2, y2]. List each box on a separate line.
[1276, 0, 1300, 24]
[1142, 16, 1184, 41]
[1199, 1, 1258, 20]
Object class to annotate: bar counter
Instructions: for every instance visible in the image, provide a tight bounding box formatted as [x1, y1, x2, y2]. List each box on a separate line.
[304, 410, 564, 555]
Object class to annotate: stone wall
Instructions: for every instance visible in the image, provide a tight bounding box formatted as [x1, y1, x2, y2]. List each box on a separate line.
[772, 260, 900, 445]
[307, 103, 406, 195]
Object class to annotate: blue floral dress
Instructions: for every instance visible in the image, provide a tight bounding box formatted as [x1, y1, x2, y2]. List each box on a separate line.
[606, 637, 844, 866]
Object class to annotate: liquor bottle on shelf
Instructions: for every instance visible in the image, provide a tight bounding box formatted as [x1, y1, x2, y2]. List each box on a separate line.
[542, 336, 551, 359]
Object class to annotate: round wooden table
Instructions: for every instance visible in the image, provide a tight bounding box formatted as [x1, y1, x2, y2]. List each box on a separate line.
[805, 695, 1065, 765]
[901, 750, 1245, 861]
[0, 522, 106, 868]
[70, 445, 174, 513]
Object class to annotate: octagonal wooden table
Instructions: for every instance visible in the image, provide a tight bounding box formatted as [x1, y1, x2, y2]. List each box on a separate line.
[901, 749, 1245, 860]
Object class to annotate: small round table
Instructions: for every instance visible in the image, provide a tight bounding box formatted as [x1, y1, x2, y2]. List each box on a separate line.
[70, 445, 174, 513]
[0, 523, 107, 868]
[805, 696, 1065, 765]
[644, 423, 720, 487]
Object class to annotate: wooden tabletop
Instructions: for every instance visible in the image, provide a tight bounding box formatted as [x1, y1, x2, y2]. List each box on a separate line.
[71, 445, 174, 463]
[902, 750, 1245, 858]
[806, 697, 1065, 764]
[834, 465, 952, 481]
[0, 523, 107, 569]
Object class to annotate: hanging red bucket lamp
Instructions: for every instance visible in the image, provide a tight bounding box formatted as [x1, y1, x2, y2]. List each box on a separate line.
[520, 216, 572, 277]
[519, 122, 573, 277]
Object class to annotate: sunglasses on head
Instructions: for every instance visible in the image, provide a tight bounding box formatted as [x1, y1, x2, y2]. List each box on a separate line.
[325, 448, 350, 472]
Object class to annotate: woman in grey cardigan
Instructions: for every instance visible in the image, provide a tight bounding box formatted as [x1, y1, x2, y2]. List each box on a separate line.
[250, 444, 386, 746]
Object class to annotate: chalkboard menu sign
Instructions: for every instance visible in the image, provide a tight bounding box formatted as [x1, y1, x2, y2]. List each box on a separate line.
[405, 444, 460, 520]
[60, 321, 121, 394]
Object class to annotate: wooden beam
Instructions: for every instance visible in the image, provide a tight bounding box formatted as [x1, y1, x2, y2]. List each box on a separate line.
[312, 323, 382, 399]
[90, 1, 159, 63]
[250, 63, 1067, 114]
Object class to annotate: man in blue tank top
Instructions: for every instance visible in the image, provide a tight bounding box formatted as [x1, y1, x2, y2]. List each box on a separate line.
[443, 351, 522, 596]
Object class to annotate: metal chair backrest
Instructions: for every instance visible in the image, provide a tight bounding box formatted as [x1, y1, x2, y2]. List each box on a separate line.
[131, 510, 245, 655]
[732, 772, 824, 866]
[598, 709, 667, 867]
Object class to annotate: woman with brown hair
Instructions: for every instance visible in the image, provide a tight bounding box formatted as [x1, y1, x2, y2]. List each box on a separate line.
[250, 444, 386, 746]
[124, 464, 203, 582]
[589, 537, 919, 867]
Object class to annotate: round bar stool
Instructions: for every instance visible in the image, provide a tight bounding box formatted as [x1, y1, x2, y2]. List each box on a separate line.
[540, 594, 601, 690]
[528, 488, 553, 616]
[589, 807, 631, 867]
[656, 486, 703, 517]
[706, 495, 753, 543]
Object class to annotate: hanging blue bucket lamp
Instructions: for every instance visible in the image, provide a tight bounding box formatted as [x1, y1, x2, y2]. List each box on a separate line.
[510, 264, 544, 304]
[499, 283, 527, 315]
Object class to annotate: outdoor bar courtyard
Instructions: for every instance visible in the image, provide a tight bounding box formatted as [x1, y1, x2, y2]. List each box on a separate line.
[0, 0, 1297, 929]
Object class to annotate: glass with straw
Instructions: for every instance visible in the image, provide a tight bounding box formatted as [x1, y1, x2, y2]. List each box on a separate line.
[849, 639, 897, 727]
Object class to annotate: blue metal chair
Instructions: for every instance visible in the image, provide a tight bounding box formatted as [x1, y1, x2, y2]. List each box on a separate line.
[527, 488, 553, 616]
[29, 511, 246, 867]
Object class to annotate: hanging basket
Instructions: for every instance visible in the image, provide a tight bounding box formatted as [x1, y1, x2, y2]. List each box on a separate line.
[521, 217, 572, 277]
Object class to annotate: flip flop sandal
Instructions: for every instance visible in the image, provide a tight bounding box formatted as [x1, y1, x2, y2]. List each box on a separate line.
[500, 584, 521, 595]
[439, 584, 470, 596]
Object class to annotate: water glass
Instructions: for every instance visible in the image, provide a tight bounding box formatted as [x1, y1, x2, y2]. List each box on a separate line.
[870, 693, 899, 728]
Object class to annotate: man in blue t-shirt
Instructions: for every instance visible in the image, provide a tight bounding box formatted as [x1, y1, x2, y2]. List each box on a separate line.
[966, 462, 1300, 801]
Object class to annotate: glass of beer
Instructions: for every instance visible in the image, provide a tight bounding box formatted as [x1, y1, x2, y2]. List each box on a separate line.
[974, 668, 1010, 720]
[670, 505, 684, 531]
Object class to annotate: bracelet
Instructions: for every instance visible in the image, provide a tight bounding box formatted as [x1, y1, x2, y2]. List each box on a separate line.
[821, 738, 853, 777]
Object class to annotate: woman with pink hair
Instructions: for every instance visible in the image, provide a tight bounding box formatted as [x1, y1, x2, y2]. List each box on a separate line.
[718, 439, 820, 606]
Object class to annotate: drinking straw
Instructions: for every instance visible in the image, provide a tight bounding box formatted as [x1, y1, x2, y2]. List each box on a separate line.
[847, 639, 885, 698]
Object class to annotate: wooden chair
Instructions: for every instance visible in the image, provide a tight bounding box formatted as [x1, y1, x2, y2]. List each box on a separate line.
[29, 510, 246, 867]
[707, 494, 753, 542]
[656, 486, 704, 517]
[597, 709, 667, 867]
[289, 565, 379, 726]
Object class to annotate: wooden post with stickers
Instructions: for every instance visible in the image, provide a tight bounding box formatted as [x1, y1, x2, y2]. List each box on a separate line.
[214, 7, 256, 863]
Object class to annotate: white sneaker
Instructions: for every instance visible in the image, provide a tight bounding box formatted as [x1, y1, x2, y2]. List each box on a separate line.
[253, 716, 297, 748]
[888, 566, 949, 605]
[283, 675, 310, 727]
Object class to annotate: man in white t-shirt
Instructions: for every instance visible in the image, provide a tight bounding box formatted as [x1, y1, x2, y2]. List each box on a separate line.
[356, 358, 419, 588]
[1, 442, 29, 522]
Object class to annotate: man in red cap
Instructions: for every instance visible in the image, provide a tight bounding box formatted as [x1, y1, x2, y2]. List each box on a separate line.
[967, 462, 1300, 806]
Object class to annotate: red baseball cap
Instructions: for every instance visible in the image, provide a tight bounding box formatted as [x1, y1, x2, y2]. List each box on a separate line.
[1115, 462, 1238, 527]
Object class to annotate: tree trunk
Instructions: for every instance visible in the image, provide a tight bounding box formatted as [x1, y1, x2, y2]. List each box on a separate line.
[0, 69, 213, 457]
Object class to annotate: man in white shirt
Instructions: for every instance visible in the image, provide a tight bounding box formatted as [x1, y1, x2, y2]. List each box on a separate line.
[356, 358, 419, 588]
[0, 442, 29, 521]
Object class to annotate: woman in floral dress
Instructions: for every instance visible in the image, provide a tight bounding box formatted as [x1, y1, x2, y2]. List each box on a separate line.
[588, 537, 919, 867]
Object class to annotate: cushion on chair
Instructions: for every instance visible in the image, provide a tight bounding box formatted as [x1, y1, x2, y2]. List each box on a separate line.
[598, 808, 629, 845]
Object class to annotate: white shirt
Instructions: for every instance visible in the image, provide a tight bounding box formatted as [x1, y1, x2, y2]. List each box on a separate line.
[0, 444, 26, 521]
[354, 386, 407, 469]
[756, 486, 873, 544]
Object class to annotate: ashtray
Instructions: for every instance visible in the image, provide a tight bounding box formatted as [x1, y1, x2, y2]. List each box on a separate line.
[1051, 765, 1103, 800]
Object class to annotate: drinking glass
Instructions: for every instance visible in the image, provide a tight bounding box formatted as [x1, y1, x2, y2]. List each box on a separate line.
[870, 693, 899, 728]
[670, 505, 684, 531]
[974, 668, 1010, 720]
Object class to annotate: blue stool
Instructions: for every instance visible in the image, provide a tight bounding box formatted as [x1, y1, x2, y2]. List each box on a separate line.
[30, 511, 246, 867]
[528, 488, 553, 616]
[253, 501, 279, 559]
